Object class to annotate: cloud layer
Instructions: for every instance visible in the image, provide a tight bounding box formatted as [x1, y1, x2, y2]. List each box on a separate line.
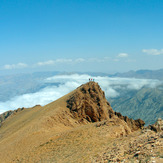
[0, 74, 162, 114]
[142, 49, 163, 55]
[36, 58, 85, 66]
[3, 63, 28, 70]
[1, 55, 129, 70]
[117, 53, 128, 58]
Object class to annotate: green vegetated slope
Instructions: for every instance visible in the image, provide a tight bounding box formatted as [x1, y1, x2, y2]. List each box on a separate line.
[109, 85, 163, 125]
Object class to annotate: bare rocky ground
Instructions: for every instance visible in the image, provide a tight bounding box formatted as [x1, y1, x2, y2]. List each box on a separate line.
[92, 129, 163, 163]
[16, 122, 162, 163]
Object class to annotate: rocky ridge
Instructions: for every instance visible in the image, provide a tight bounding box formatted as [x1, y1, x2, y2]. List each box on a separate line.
[67, 81, 145, 131]
[1, 81, 155, 163]
[0, 107, 25, 127]
[0, 82, 145, 132]
[148, 118, 163, 132]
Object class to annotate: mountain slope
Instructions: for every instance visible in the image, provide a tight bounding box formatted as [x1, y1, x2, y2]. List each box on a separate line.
[110, 86, 163, 125]
[0, 82, 144, 162]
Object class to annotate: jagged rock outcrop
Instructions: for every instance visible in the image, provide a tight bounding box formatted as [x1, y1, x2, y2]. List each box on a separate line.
[0, 107, 33, 127]
[0, 108, 26, 127]
[67, 82, 114, 123]
[148, 118, 163, 132]
[0, 105, 42, 127]
[0, 110, 14, 127]
[67, 81, 145, 131]
[115, 112, 145, 131]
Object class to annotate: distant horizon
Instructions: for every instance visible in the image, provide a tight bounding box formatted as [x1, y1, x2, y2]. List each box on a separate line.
[0, 67, 163, 77]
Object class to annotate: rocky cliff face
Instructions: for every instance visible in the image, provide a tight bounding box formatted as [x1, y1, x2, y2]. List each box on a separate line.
[114, 112, 145, 131]
[67, 81, 145, 131]
[67, 82, 114, 123]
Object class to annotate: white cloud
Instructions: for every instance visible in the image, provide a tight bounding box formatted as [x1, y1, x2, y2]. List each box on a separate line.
[142, 49, 163, 55]
[35, 57, 110, 67]
[37, 60, 55, 66]
[117, 53, 128, 58]
[87, 57, 110, 62]
[0, 74, 161, 114]
[55, 59, 73, 63]
[3, 63, 28, 70]
[36, 58, 84, 67]
[113, 59, 119, 62]
[125, 59, 136, 63]
[75, 58, 85, 62]
[3, 57, 108, 70]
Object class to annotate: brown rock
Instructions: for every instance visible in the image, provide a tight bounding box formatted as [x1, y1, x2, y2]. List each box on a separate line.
[67, 82, 114, 123]
[148, 118, 163, 132]
[115, 112, 145, 131]
[67, 82, 145, 132]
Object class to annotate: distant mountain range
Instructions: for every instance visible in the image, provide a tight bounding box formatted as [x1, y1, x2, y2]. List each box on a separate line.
[107, 69, 163, 125]
[109, 84, 163, 125]
[0, 71, 59, 101]
[110, 68, 163, 80]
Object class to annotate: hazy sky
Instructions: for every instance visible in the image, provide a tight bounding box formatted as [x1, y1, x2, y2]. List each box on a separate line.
[0, 0, 163, 74]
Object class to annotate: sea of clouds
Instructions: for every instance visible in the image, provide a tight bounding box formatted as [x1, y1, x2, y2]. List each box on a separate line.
[0, 74, 162, 114]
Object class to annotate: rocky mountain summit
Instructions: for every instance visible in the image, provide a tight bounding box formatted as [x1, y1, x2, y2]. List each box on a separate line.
[0, 82, 162, 163]
[67, 82, 144, 131]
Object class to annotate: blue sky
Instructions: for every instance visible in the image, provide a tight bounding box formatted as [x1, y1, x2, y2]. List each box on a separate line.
[0, 0, 163, 74]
